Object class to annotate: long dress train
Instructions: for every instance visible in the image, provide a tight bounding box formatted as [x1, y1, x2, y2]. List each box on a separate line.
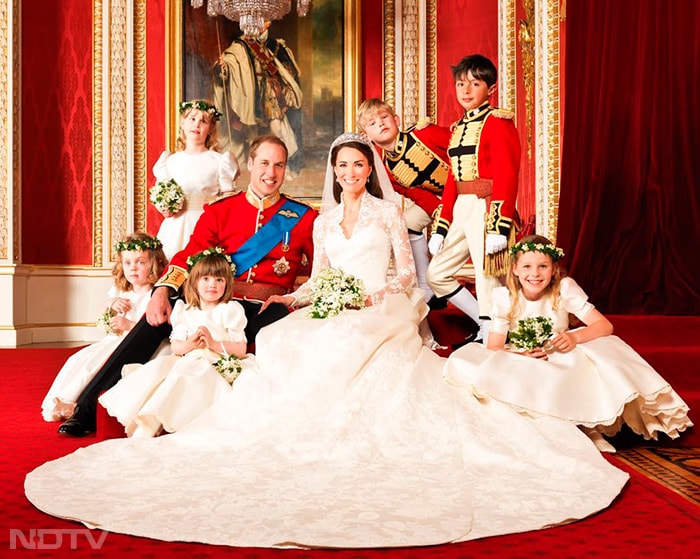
[25, 193, 628, 548]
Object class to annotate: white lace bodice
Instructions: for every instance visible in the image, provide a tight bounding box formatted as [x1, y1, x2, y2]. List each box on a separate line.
[291, 192, 416, 306]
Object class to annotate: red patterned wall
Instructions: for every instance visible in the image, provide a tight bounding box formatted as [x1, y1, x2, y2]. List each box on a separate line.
[146, 0, 167, 236]
[21, 0, 93, 265]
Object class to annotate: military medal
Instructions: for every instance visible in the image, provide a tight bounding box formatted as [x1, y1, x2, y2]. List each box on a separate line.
[281, 231, 290, 252]
[273, 256, 290, 276]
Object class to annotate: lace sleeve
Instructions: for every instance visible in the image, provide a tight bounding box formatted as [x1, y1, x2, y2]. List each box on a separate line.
[368, 204, 416, 306]
[287, 218, 330, 307]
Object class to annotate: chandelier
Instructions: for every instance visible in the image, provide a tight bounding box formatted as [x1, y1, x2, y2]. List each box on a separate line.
[191, 0, 312, 37]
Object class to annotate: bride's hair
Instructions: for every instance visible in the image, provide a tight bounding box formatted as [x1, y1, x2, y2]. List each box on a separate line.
[321, 132, 397, 213]
[329, 140, 384, 204]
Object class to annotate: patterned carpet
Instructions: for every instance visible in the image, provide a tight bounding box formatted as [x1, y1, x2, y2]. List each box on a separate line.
[615, 447, 700, 507]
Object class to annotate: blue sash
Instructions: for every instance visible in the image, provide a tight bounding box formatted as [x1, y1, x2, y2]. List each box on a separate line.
[231, 199, 309, 275]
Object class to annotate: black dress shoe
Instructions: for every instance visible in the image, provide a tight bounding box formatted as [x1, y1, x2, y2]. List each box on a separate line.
[58, 404, 96, 437]
[427, 296, 448, 310]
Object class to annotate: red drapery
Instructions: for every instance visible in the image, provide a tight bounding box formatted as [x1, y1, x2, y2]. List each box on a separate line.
[557, 0, 700, 314]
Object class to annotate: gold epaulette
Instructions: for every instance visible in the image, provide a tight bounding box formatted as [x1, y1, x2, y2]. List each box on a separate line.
[282, 194, 316, 210]
[207, 190, 241, 205]
[415, 117, 432, 130]
[490, 108, 515, 120]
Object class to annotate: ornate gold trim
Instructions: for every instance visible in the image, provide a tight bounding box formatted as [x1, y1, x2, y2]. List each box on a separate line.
[401, 0, 418, 125]
[110, 0, 128, 253]
[425, 0, 437, 121]
[535, 0, 561, 241]
[93, 0, 104, 265]
[166, 0, 182, 150]
[519, 0, 535, 159]
[343, 0, 361, 132]
[498, 0, 517, 113]
[133, 0, 147, 232]
[383, 0, 395, 110]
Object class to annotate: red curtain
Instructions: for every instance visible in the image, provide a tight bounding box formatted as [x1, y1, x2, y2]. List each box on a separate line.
[557, 0, 700, 315]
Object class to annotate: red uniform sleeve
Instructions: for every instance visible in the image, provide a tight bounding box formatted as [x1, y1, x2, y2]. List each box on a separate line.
[480, 115, 521, 224]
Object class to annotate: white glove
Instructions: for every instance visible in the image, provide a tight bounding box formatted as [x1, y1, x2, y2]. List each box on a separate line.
[485, 233, 508, 255]
[428, 233, 445, 255]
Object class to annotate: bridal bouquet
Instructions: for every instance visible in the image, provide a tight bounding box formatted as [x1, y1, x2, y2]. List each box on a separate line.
[508, 316, 554, 351]
[308, 267, 366, 319]
[96, 308, 116, 335]
[149, 178, 184, 214]
[213, 354, 243, 385]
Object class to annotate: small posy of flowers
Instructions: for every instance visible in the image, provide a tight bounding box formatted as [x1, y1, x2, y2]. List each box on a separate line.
[308, 267, 366, 319]
[507, 316, 554, 351]
[214, 354, 243, 384]
[96, 308, 116, 334]
[149, 179, 185, 214]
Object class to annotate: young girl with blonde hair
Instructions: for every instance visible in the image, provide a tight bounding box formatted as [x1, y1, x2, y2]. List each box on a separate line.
[152, 99, 240, 259]
[41, 233, 167, 421]
[445, 235, 692, 451]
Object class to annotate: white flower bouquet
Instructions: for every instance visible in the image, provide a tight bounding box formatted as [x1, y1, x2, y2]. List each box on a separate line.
[508, 316, 554, 351]
[149, 178, 184, 214]
[96, 309, 116, 335]
[308, 267, 366, 319]
[213, 354, 243, 384]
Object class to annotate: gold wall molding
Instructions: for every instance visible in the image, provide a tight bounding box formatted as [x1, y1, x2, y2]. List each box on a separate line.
[535, 0, 560, 240]
[519, 0, 535, 159]
[109, 0, 128, 257]
[385, 0, 436, 126]
[498, 0, 517, 113]
[133, 0, 147, 233]
[93, 0, 104, 265]
[0, 0, 19, 262]
[383, 0, 395, 111]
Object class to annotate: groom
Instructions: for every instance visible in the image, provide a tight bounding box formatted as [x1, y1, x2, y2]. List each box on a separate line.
[59, 135, 317, 437]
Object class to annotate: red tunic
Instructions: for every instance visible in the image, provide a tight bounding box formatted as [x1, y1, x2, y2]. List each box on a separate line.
[440, 108, 521, 236]
[159, 190, 317, 294]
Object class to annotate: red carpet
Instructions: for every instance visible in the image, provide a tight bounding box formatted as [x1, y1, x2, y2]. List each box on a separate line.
[2, 314, 699, 557]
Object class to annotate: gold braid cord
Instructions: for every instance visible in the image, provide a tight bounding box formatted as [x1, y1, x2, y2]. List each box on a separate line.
[484, 200, 517, 278]
[484, 227, 518, 278]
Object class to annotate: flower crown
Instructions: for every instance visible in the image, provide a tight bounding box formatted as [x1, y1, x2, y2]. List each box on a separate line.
[178, 100, 223, 121]
[331, 132, 373, 149]
[186, 247, 236, 276]
[114, 236, 162, 253]
[510, 240, 565, 262]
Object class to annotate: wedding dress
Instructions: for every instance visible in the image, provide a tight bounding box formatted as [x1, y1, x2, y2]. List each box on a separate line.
[25, 192, 628, 548]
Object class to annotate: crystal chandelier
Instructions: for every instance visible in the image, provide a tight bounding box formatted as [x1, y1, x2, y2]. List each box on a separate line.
[191, 0, 312, 37]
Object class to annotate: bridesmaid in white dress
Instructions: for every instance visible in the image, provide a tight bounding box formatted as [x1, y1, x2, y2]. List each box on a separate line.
[153, 99, 240, 260]
[41, 234, 168, 421]
[98, 249, 252, 437]
[445, 234, 692, 450]
[25, 135, 628, 549]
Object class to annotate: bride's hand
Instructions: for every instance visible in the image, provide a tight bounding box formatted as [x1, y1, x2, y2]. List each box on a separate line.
[260, 294, 296, 312]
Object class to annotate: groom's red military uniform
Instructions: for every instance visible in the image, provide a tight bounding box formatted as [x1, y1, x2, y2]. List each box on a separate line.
[158, 189, 317, 300]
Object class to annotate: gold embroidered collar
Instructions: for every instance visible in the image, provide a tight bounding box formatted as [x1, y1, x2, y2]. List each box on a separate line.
[245, 187, 281, 210]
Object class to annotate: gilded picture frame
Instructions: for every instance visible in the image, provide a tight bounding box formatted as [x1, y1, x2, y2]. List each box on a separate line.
[167, 0, 360, 200]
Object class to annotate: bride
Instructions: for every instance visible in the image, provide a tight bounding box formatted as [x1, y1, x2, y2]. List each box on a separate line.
[25, 133, 628, 549]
